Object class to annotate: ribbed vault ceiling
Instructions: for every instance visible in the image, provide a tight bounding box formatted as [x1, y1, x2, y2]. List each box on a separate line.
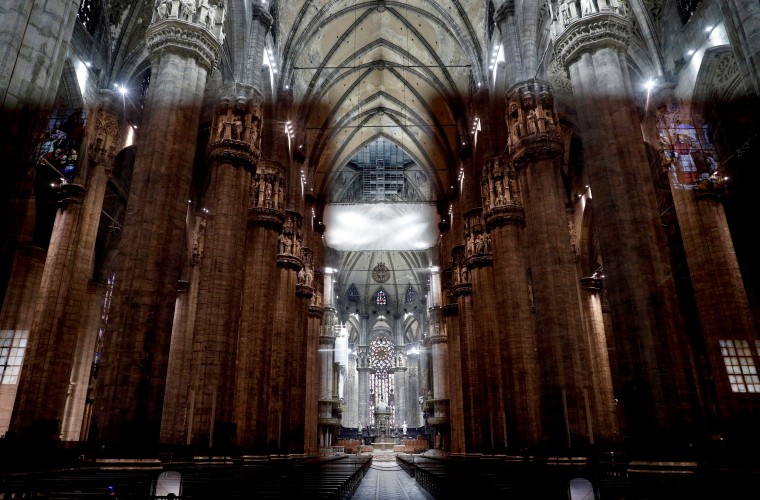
[280, 0, 487, 200]
[278, 1, 487, 310]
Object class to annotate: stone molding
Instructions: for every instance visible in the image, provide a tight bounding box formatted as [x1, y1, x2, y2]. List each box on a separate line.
[554, 12, 631, 68]
[247, 207, 285, 230]
[147, 20, 221, 73]
[580, 276, 603, 293]
[463, 209, 492, 268]
[276, 253, 303, 272]
[251, 1, 274, 26]
[208, 83, 264, 173]
[484, 202, 525, 230]
[465, 253, 493, 270]
[207, 140, 260, 171]
[442, 303, 459, 316]
[53, 183, 86, 205]
[308, 305, 324, 318]
[505, 79, 564, 165]
[87, 90, 121, 169]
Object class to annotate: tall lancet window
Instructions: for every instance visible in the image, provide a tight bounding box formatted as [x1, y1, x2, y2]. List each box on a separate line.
[376, 290, 386, 306]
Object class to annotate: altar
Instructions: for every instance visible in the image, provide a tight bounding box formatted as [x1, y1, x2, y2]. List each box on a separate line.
[372, 400, 397, 451]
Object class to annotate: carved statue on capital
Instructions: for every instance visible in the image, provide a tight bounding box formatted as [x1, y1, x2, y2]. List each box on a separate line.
[153, 0, 226, 40]
[464, 211, 488, 258]
[212, 92, 263, 150]
[506, 80, 563, 160]
[87, 91, 121, 169]
[483, 157, 523, 215]
[249, 164, 284, 211]
[279, 213, 303, 258]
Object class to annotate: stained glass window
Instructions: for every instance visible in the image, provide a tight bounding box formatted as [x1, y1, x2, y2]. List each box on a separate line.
[369, 335, 395, 425]
[376, 290, 386, 305]
[405, 286, 416, 303]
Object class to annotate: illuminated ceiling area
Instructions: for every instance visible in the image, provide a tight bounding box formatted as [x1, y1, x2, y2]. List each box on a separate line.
[324, 137, 439, 252]
[324, 203, 439, 252]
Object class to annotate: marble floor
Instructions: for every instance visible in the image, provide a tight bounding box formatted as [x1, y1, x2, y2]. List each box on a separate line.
[348, 452, 435, 500]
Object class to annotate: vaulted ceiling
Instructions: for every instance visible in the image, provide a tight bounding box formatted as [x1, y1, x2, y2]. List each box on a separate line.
[269, 1, 493, 311]
[277, 1, 489, 198]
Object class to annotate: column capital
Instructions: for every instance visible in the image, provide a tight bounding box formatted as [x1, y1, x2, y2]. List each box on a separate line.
[87, 89, 122, 170]
[463, 209, 492, 269]
[580, 276, 603, 293]
[450, 245, 471, 293]
[442, 303, 459, 316]
[555, 12, 632, 69]
[208, 83, 264, 172]
[147, 18, 222, 74]
[52, 183, 86, 206]
[494, 0, 515, 23]
[481, 156, 526, 229]
[247, 207, 285, 230]
[250, 1, 274, 26]
[505, 79, 563, 164]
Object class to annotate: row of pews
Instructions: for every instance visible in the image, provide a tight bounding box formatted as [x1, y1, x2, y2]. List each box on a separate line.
[0, 454, 373, 499]
[395, 452, 760, 499]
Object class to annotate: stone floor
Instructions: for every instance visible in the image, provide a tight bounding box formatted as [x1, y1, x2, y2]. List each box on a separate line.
[348, 451, 434, 500]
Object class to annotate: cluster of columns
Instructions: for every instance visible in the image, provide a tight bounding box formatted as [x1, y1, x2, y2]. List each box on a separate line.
[2, 0, 328, 456]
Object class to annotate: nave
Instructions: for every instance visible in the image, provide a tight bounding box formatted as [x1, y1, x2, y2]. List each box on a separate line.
[347, 454, 434, 500]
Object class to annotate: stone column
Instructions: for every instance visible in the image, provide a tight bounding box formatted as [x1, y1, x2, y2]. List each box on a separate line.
[579, 274, 618, 443]
[185, 83, 262, 450]
[10, 89, 121, 441]
[462, 209, 505, 451]
[556, 12, 699, 449]
[357, 314, 371, 428]
[60, 282, 106, 441]
[721, 0, 760, 94]
[391, 314, 407, 428]
[265, 211, 305, 453]
[318, 314, 335, 448]
[656, 99, 758, 440]
[286, 244, 313, 452]
[427, 268, 449, 420]
[91, 5, 223, 449]
[317, 266, 338, 439]
[0, 246, 46, 436]
[494, 1, 525, 89]
[450, 245, 479, 451]
[160, 211, 205, 445]
[236, 159, 286, 451]
[482, 155, 543, 450]
[0, 0, 80, 306]
[507, 79, 605, 449]
[305, 290, 324, 455]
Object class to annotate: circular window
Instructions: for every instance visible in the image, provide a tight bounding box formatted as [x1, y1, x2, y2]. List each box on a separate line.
[371, 262, 390, 283]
